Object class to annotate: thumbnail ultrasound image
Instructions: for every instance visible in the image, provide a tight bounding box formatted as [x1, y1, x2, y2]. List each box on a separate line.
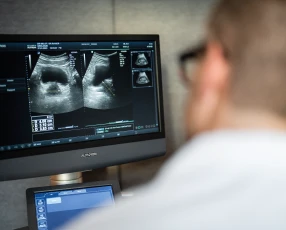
[83, 51, 132, 110]
[132, 52, 152, 69]
[29, 53, 83, 114]
[133, 71, 153, 88]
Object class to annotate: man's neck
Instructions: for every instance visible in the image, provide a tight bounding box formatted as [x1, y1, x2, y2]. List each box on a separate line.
[214, 106, 286, 131]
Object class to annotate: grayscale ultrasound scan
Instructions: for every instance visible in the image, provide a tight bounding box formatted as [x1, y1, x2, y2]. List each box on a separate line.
[136, 72, 150, 84]
[83, 52, 131, 110]
[135, 53, 148, 66]
[133, 71, 152, 88]
[29, 53, 83, 114]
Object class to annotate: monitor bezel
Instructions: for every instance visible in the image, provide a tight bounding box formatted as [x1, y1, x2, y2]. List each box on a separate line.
[0, 34, 165, 161]
[26, 180, 121, 230]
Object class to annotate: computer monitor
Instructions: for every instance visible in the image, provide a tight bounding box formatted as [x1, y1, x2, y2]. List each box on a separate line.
[0, 34, 165, 181]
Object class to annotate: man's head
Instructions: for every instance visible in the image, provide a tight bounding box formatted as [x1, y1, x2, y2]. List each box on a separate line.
[184, 0, 286, 138]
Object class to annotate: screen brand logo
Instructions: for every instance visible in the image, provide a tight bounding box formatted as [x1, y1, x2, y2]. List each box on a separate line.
[81, 152, 98, 158]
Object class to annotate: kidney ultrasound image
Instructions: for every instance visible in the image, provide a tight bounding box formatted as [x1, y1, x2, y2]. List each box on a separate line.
[83, 52, 131, 110]
[29, 53, 84, 114]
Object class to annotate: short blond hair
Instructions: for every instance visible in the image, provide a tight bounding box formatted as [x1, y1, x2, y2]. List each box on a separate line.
[209, 0, 286, 115]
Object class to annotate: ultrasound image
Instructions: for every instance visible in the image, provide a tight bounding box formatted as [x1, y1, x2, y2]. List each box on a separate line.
[133, 71, 153, 88]
[136, 72, 150, 84]
[83, 52, 131, 110]
[29, 53, 83, 114]
[135, 53, 148, 66]
[132, 52, 152, 69]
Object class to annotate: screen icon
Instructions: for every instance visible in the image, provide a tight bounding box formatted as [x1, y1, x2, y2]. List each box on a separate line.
[37, 206, 45, 213]
[36, 199, 44, 206]
[37, 213, 46, 220]
[38, 220, 47, 228]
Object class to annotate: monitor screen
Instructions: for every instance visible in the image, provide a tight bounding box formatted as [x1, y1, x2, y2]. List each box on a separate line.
[0, 39, 160, 152]
[0, 35, 165, 181]
[34, 185, 114, 230]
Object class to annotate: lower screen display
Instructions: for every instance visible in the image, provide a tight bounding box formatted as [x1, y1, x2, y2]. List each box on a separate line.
[34, 185, 115, 230]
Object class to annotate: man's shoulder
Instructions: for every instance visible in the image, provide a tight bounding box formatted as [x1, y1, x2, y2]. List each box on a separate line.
[64, 130, 286, 230]
[159, 130, 286, 178]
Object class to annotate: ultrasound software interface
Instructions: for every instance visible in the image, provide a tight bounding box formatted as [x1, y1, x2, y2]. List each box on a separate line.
[0, 41, 160, 151]
[34, 186, 114, 230]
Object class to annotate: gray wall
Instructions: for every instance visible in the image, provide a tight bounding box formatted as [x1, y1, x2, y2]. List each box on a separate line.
[0, 0, 216, 229]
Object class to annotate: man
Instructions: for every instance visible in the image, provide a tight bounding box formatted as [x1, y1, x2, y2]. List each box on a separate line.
[65, 0, 286, 229]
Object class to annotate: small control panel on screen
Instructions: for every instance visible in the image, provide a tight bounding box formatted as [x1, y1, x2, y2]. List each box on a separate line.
[0, 40, 160, 152]
[34, 186, 114, 230]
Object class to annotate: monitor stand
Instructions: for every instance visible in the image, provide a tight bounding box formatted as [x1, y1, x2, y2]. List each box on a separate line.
[50, 172, 83, 185]
[50, 166, 120, 186]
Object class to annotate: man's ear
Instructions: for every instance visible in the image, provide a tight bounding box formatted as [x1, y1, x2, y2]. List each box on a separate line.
[185, 41, 231, 138]
[200, 41, 230, 96]
[188, 41, 230, 134]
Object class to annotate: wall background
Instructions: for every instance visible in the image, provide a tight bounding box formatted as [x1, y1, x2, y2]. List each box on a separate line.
[0, 0, 216, 229]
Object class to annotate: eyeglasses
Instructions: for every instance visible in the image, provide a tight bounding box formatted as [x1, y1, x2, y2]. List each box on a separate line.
[179, 42, 230, 86]
[178, 42, 206, 85]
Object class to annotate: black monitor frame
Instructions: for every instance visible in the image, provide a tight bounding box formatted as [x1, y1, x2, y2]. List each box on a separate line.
[0, 34, 166, 181]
